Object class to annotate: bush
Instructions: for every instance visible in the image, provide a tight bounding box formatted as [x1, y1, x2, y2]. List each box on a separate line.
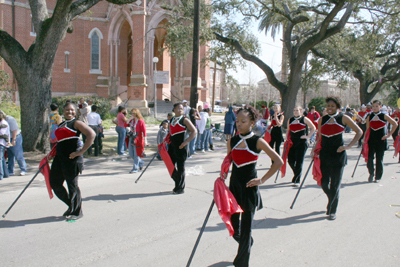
[52, 95, 112, 120]
[308, 97, 325, 115]
[0, 101, 21, 127]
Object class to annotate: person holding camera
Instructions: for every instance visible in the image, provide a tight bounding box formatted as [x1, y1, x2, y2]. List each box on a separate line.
[127, 108, 148, 173]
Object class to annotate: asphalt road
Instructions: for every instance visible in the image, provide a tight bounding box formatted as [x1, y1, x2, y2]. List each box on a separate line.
[0, 132, 399, 267]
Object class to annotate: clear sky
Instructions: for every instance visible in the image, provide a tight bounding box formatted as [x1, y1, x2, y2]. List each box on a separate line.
[229, 23, 283, 85]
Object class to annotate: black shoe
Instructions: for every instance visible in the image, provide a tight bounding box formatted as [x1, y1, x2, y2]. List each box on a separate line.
[66, 213, 83, 220]
[173, 189, 184, 194]
[210, 144, 214, 151]
[139, 166, 143, 171]
[328, 214, 336, 220]
[368, 175, 374, 183]
[63, 207, 72, 217]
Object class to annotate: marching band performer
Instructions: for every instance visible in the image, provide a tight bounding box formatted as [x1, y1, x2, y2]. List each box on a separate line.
[313, 96, 362, 220]
[364, 100, 398, 182]
[268, 104, 284, 159]
[356, 104, 368, 148]
[228, 105, 282, 267]
[287, 106, 315, 185]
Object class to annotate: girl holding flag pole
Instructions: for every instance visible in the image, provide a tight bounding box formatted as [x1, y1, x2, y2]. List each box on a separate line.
[49, 102, 95, 220]
[228, 105, 282, 267]
[282, 106, 315, 185]
[363, 100, 398, 182]
[312, 96, 362, 220]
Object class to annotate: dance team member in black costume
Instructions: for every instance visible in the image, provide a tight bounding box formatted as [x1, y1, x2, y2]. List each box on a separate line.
[228, 105, 283, 267]
[50, 102, 95, 220]
[168, 103, 197, 194]
[313, 96, 362, 220]
[365, 100, 397, 182]
[287, 106, 315, 185]
[269, 104, 284, 158]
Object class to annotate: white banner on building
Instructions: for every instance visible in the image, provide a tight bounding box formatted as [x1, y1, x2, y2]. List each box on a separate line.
[155, 71, 169, 84]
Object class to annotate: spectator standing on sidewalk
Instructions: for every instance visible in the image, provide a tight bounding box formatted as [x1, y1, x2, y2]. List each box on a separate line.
[196, 106, 209, 152]
[203, 108, 214, 152]
[188, 108, 201, 158]
[0, 111, 10, 180]
[4, 112, 28, 176]
[87, 105, 102, 156]
[113, 106, 128, 155]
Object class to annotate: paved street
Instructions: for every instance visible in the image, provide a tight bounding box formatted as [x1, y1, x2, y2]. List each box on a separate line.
[0, 132, 399, 267]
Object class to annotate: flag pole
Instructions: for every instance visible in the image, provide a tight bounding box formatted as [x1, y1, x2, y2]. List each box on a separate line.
[186, 200, 215, 267]
[135, 146, 163, 184]
[290, 159, 314, 209]
[2, 164, 47, 218]
[351, 148, 363, 178]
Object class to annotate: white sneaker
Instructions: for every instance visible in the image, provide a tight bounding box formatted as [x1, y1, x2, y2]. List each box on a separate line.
[200, 150, 205, 153]
[188, 156, 192, 159]
[20, 171, 26, 176]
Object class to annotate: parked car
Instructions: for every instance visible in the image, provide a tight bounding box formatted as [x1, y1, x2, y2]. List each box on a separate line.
[213, 105, 224, 113]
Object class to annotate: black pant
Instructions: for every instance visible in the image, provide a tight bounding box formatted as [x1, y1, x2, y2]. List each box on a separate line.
[231, 210, 255, 267]
[320, 158, 344, 215]
[367, 145, 385, 180]
[168, 143, 187, 191]
[87, 125, 99, 156]
[288, 141, 308, 183]
[357, 123, 366, 146]
[50, 156, 82, 216]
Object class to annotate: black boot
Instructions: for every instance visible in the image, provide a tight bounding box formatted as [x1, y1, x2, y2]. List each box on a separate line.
[210, 144, 214, 151]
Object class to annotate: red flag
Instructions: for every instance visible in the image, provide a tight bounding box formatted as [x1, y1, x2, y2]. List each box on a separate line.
[135, 133, 145, 158]
[312, 139, 322, 186]
[39, 144, 57, 199]
[213, 153, 243, 236]
[264, 125, 272, 143]
[280, 131, 293, 178]
[158, 142, 175, 177]
[394, 135, 400, 157]
[362, 128, 370, 163]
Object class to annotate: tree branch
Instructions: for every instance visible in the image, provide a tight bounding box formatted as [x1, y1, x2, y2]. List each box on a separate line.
[0, 31, 27, 77]
[29, 0, 49, 36]
[70, 0, 102, 19]
[213, 31, 288, 94]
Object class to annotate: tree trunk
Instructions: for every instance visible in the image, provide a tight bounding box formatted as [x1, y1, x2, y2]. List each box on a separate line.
[17, 70, 52, 152]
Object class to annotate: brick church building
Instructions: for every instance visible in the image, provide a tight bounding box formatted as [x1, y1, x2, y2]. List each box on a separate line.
[1, 0, 226, 114]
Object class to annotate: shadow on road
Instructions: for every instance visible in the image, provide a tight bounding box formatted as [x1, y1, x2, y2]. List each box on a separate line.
[253, 211, 326, 229]
[83, 191, 171, 201]
[208, 261, 233, 267]
[0, 216, 65, 228]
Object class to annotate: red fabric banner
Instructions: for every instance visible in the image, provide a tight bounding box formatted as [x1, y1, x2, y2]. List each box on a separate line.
[280, 131, 293, 178]
[312, 139, 322, 186]
[158, 142, 175, 177]
[362, 128, 370, 163]
[39, 144, 57, 199]
[264, 125, 272, 143]
[213, 153, 243, 236]
[393, 135, 400, 157]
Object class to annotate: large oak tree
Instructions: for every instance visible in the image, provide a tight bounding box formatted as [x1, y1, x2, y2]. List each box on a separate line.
[0, 0, 136, 151]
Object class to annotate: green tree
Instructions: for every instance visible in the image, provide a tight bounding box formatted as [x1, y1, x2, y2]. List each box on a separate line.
[308, 97, 325, 115]
[0, 0, 137, 151]
[311, 5, 400, 104]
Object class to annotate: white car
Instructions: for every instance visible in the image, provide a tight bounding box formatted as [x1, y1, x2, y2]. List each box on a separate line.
[213, 105, 224, 113]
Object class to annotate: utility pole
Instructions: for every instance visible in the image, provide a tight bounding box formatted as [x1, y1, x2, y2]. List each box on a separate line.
[189, 0, 200, 109]
[210, 62, 222, 112]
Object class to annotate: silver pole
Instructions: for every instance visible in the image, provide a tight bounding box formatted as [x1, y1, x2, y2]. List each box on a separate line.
[154, 62, 157, 118]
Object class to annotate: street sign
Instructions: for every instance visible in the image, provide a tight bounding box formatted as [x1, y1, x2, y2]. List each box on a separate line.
[155, 71, 169, 84]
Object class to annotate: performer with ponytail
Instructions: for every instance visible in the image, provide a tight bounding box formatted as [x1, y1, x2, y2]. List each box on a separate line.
[268, 104, 284, 159]
[313, 96, 362, 220]
[50, 102, 95, 220]
[168, 103, 197, 194]
[364, 100, 398, 182]
[228, 105, 282, 267]
[285, 106, 315, 185]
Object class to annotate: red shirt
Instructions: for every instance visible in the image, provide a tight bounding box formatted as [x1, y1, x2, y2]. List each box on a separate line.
[307, 112, 321, 127]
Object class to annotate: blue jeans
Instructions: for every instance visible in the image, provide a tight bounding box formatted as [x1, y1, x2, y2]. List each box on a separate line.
[196, 132, 205, 150]
[188, 132, 197, 155]
[7, 134, 27, 174]
[204, 129, 212, 151]
[115, 126, 126, 155]
[128, 137, 144, 172]
[0, 145, 5, 180]
[310, 132, 316, 143]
